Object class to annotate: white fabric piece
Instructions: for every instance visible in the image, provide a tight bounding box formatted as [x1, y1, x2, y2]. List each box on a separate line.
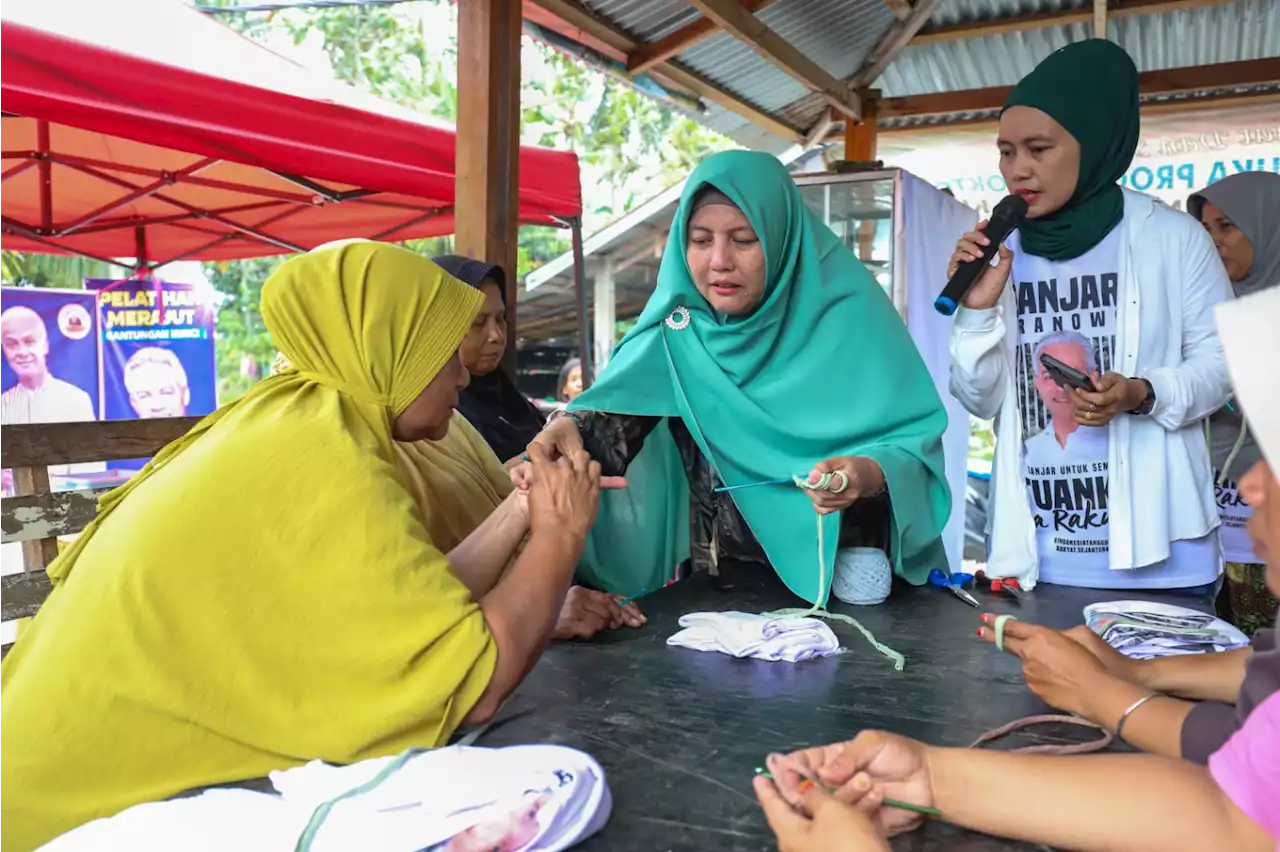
[1217, 288, 1280, 488]
[1084, 600, 1249, 660]
[831, 546, 892, 605]
[39, 745, 611, 852]
[667, 611, 842, 662]
[949, 189, 1234, 587]
[900, 172, 981, 573]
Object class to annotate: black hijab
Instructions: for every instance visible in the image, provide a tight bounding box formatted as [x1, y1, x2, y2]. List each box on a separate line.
[432, 254, 545, 462]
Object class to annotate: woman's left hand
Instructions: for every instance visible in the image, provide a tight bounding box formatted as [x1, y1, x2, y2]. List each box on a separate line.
[1069, 372, 1147, 427]
[803, 457, 885, 515]
[976, 614, 1118, 718]
[754, 775, 891, 852]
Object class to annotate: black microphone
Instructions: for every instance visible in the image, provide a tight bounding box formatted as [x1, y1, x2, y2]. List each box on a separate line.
[934, 194, 1029, 316]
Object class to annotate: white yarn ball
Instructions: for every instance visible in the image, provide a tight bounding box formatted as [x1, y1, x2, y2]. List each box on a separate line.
[831, 547, 892, 606]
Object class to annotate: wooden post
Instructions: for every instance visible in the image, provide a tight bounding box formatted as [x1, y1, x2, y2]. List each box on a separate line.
[843, 92, 879, 163]
[593, 256, 616, 372]
[456, 0, 523, 369]
[13, 466, 58, 571]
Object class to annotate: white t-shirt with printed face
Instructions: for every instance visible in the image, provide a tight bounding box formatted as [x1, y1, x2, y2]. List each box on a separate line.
[1011, 223, 1220, 589]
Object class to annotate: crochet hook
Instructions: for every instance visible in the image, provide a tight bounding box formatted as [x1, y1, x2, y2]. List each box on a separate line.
[714, 476, 795, 493]
[754, 769, 941, 817]
[616, 588, 647, 607]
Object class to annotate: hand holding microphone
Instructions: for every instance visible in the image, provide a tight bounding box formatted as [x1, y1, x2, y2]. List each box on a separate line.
[936, 194, 1029, 315]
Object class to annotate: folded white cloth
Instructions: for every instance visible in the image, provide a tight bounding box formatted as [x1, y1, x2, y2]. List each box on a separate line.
[40, 744, 611, 852]
[666, 611, 842, 662]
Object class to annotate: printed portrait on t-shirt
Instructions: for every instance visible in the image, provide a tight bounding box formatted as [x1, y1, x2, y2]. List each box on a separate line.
[1012, 226, 1121, 580]
[1014, 278, 1117, 440]
[1022, 331, 1110, 559]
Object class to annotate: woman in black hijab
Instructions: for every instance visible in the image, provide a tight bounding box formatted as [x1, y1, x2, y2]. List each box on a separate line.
[432, 255, 545, 464]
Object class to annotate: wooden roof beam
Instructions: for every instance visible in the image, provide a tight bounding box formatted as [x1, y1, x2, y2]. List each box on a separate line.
[682, 0, 862, 119]
[627, 0, 780, 76]
[912, 0, 1237, 46]
[850, 0, 940, 89]
[875, 57, 1280, 120]
[881, 0, 914, 21]
[526, 0, 804, 142]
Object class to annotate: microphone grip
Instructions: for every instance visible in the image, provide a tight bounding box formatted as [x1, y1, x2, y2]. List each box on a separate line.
[934, 239, 1002, 317]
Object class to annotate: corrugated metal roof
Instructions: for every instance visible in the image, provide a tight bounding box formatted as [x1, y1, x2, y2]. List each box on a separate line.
[926, 0, 1088, 29]
[678, 0, 895, 112]
[550, 0, 1279, 150]
[579, 0, 702, 42]
[576, 0, 899, 140]
[878, 0, 1280, 95]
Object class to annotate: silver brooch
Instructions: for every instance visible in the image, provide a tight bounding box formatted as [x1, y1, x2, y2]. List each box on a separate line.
[665, 306, 691, 331]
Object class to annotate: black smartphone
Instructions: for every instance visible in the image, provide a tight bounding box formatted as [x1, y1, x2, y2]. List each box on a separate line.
[1039, 353, 1096, 392]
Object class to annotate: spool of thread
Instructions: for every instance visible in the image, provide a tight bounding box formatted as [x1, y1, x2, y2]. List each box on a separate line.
[831, 547, 891, 606]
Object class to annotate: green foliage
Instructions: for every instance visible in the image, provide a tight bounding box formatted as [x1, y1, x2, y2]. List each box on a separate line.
[969, 418, 996, 463]
[0, 252, 126, 290]
[205, 256, 284, 401]
[26, 0, 734, 401]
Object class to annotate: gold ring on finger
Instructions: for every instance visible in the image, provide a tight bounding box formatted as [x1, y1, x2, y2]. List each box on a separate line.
[1085, 410, 1094, 421]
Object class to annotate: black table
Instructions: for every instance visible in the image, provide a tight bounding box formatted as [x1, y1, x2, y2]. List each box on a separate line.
[477, 569, 1212, 851]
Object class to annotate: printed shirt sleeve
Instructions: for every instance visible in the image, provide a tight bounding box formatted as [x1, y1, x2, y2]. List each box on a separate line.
[567, 411, 660, 477]
[1208, 691, 1280, 841]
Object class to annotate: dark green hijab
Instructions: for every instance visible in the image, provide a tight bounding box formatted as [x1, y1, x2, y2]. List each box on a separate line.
[1004, 39, 1140, 261]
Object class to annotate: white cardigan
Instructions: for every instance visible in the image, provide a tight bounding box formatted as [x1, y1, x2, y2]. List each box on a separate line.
[949, 189, 1234, 588]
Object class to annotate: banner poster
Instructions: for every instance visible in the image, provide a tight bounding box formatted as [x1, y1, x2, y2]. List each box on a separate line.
[1, 287, 101, 496]
[85, 277, 218, 471]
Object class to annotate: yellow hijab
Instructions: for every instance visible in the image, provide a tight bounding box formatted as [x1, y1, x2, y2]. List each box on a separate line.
[271, 351, 512, 552]
[1, 243, 495, 852]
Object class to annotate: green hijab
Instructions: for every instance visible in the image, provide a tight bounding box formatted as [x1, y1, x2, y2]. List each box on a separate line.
[1004, 39, 1140, 261]
[569, 150, 950, 605]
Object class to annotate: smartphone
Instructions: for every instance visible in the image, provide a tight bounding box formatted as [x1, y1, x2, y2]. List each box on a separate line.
[1039, 353, 1096, 392]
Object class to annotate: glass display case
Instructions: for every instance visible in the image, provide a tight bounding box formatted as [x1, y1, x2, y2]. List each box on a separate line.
[793, 167, 980, 572]
[793, 169, 900, 313]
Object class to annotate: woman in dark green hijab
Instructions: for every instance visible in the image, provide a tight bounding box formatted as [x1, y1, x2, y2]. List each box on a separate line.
[525, 150, 951, 607]
[948, 40, 1233, 594]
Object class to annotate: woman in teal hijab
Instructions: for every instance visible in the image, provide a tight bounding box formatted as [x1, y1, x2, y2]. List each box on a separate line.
[527, 150, 951, 606]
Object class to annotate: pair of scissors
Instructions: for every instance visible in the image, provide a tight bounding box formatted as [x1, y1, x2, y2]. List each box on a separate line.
[928, 568, 981, 608]
[989, 577, 1026, 601]
[975, 570, 1026, 602]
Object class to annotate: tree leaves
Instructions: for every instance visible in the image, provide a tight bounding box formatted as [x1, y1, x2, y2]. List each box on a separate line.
[4, 0, 735, 400]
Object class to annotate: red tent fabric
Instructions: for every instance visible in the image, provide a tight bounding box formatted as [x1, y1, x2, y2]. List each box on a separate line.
[0, 0, 582, 267]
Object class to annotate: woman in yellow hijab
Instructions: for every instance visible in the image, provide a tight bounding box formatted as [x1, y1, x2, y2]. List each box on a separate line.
[0, 242, 604, 851]
[271, 348, 513, 554]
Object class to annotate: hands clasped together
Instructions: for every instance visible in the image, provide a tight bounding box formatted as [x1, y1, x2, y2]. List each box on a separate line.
[512, 426, 644, 641]
[753, 734, 934, 852]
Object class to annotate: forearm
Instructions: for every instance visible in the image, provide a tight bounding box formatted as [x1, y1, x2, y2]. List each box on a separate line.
[466, 531, 582, 722]
[1078, 675, 1193, 758]
[926, 747, 1270, 852]
[447, 493, 529, 598]
[948, 307, 1008, 421]
[568, 411, 660, 477]
[1136, 648, 1251, 702]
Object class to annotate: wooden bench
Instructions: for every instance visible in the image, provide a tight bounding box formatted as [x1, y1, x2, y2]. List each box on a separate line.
[1, 417, 202, 637]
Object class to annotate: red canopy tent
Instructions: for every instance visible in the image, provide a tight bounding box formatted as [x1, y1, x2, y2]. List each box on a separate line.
[0, 0, 583, 270]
